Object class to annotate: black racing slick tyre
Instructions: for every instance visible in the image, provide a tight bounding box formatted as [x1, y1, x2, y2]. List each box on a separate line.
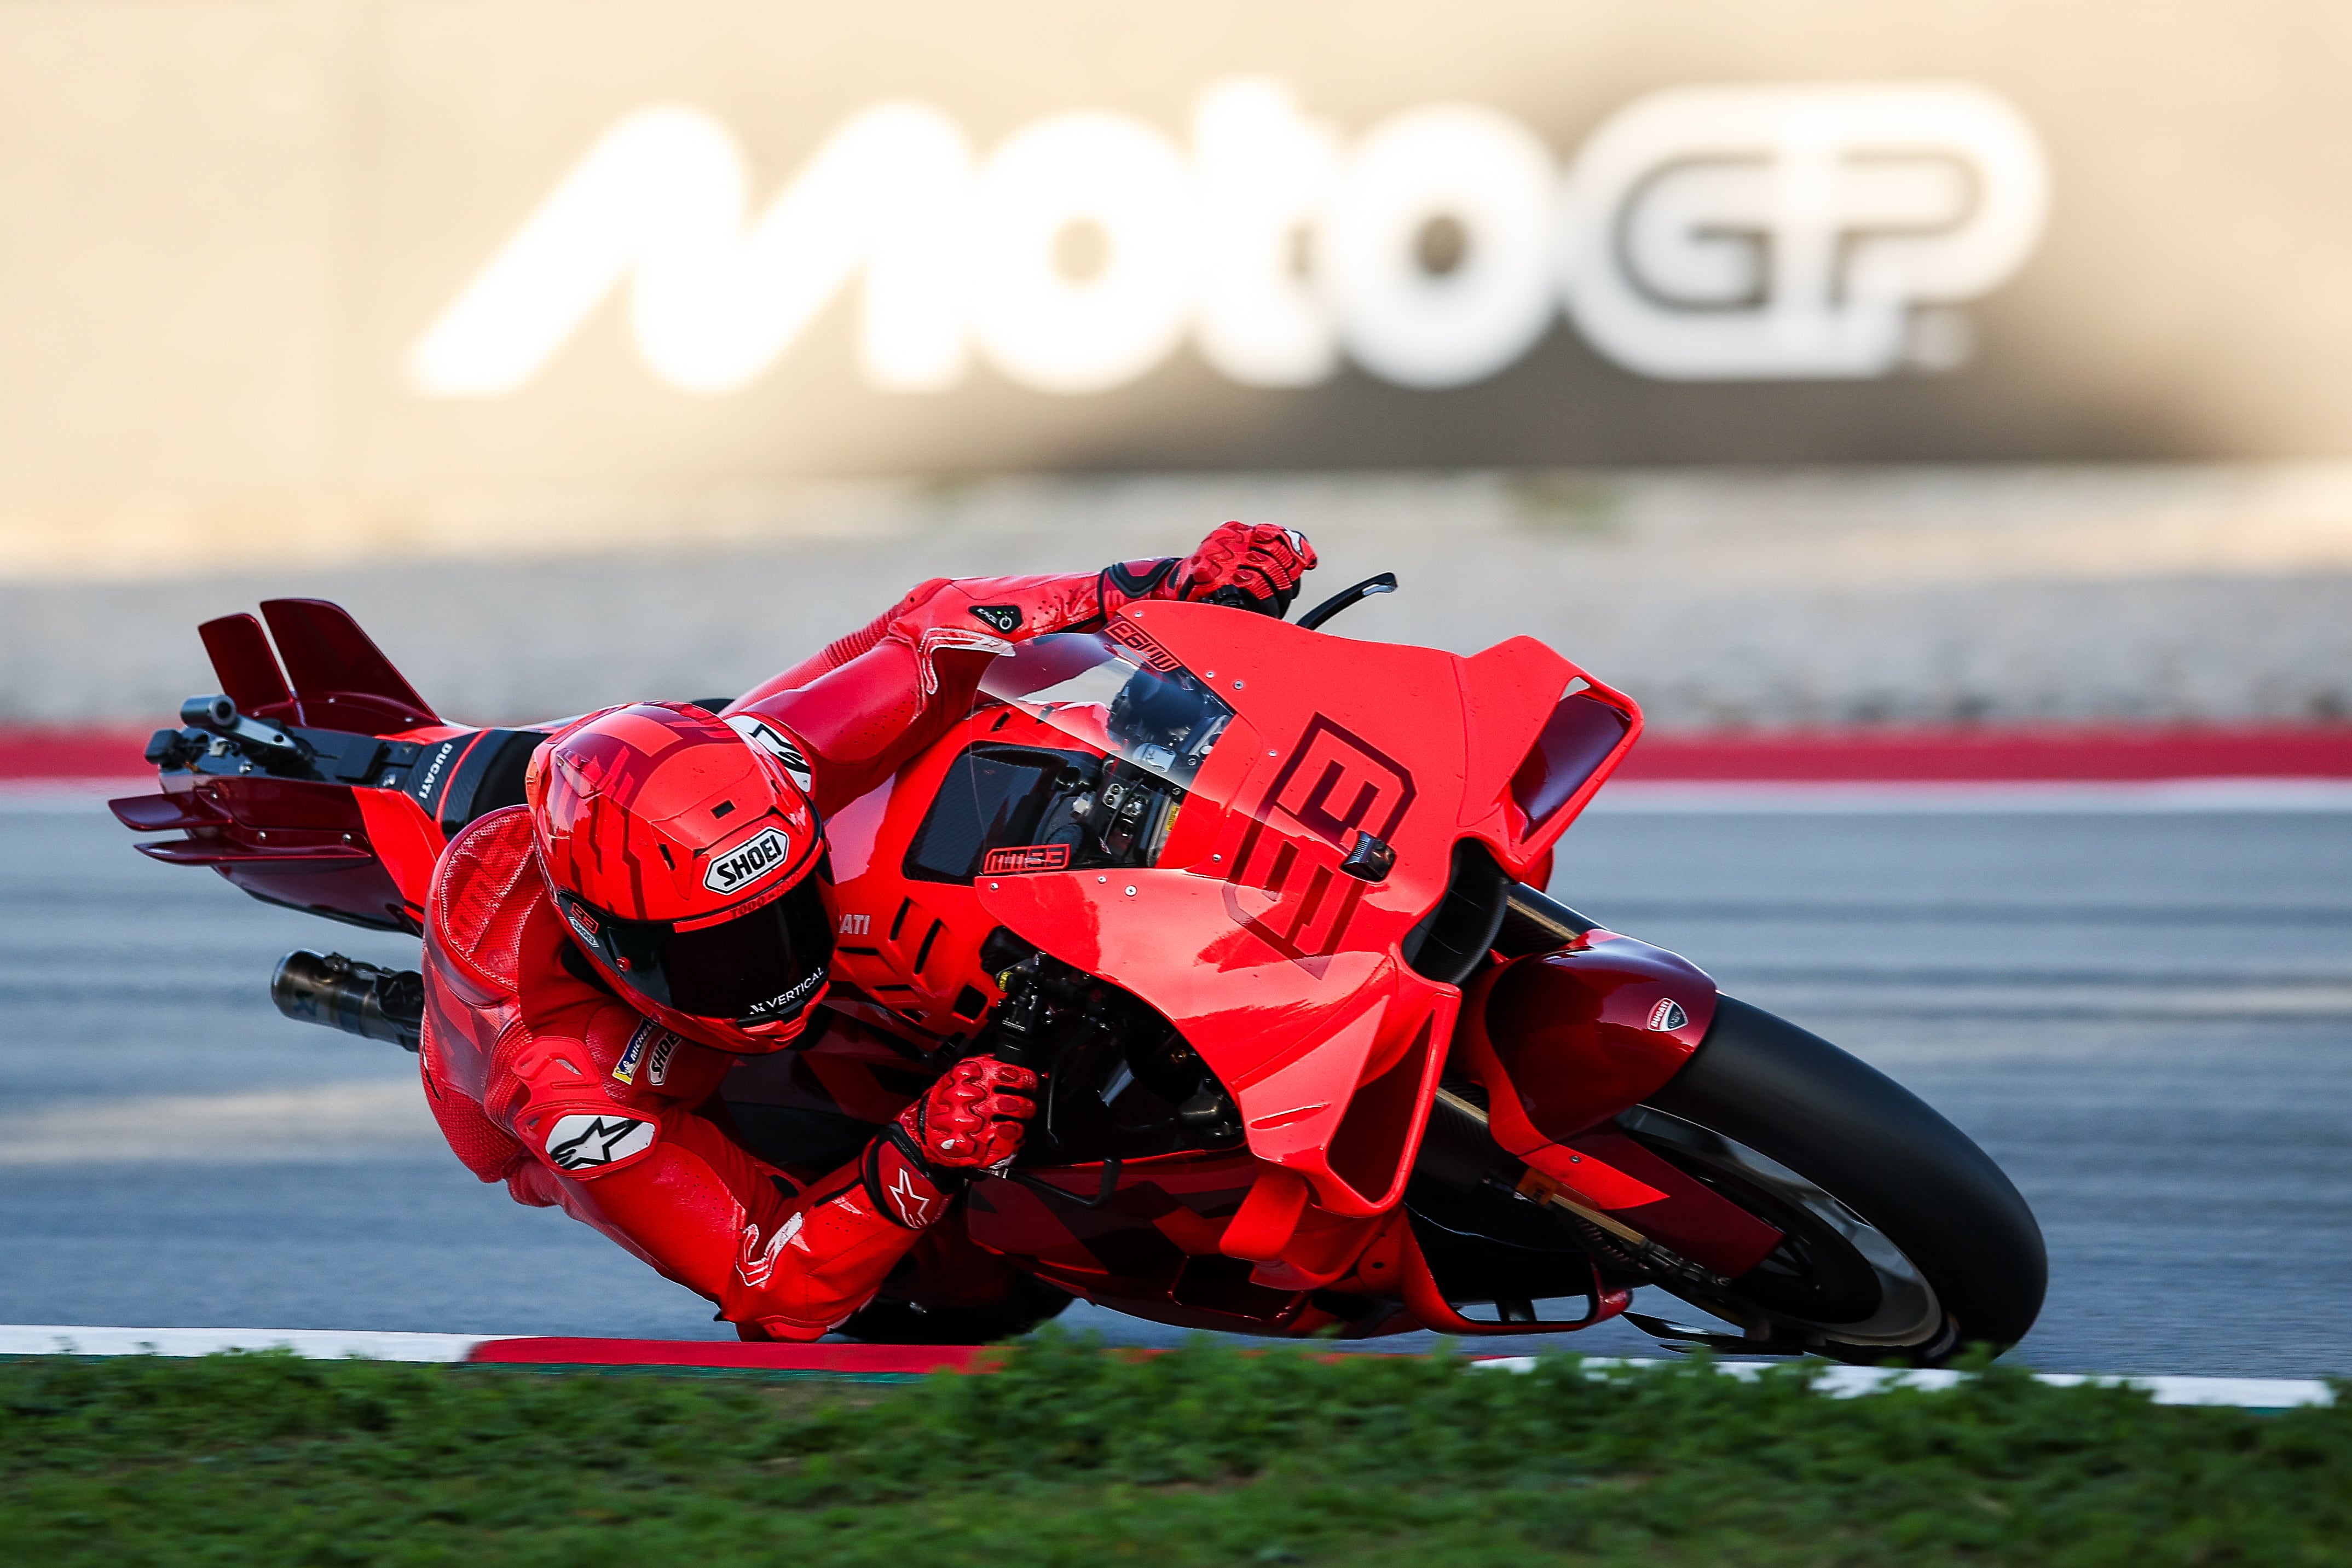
[1628, 997, 2047, 1366]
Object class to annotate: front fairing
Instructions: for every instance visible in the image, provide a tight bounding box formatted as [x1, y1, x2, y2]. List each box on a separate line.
[969, 601, 1635, 1216]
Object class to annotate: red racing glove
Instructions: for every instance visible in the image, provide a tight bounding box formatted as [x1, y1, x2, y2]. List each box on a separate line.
[897, 1055, 1041, 1176]
[863, 1055, 1040, 1230]
[1171, 522, 1319, 616]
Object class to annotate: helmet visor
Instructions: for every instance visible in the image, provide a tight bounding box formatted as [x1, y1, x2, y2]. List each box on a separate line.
[558, 877, 834, 1026]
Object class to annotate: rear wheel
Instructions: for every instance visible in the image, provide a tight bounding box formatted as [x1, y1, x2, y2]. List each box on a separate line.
[1627, 997, 2045, 1365]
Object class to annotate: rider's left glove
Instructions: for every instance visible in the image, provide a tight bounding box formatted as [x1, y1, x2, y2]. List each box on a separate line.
[908, 1054, 1040, 1172]
[865, 1055, 1039, 1229]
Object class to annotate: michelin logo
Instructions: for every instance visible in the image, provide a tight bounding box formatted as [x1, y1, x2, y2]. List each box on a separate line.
[411, 78, 2047, 397]
[612, 1019, 683, 1086]
[704, 826, 792, 895]
[612, 1021, 652, 1084]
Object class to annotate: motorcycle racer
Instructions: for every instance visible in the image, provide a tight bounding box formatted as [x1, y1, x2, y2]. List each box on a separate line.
[415, 523, 1317, 1341]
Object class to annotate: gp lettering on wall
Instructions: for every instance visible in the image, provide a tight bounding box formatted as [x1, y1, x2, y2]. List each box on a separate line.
[410, 80, 2046, 401]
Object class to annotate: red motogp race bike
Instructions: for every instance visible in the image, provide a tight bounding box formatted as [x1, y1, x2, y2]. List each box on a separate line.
[112, 582, 2044, 1365]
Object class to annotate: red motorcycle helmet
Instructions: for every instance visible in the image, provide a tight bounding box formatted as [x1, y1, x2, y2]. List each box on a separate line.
[525, 702, 833, 1054]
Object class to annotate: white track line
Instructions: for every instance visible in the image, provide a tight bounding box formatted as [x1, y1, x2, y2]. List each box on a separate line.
[0, 1327, 2333, 1406]
[0, 1083, 444, 1166]
[1466, 1356, 2336, 1408]
[0, 1326, 512, 1362]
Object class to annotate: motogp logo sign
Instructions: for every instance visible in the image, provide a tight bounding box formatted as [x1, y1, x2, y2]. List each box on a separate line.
[409, 79, 2047, 398]
[1566, 85, 2048, 379]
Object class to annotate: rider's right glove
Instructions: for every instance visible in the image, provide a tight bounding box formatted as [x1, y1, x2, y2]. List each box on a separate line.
[866, 1055, 1041, 1228]
[1171, 522, 1319, 617]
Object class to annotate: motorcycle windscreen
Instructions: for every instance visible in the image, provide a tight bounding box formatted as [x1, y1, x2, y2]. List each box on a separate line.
[968, 631, 1247, 874]
[977, 632, 1237, 791]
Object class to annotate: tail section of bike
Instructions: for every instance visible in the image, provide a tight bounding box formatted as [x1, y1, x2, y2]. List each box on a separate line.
[109, 598, 541, 931]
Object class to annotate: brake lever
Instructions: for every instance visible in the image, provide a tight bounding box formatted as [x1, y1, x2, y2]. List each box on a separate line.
[1295, 572, 1399, 632]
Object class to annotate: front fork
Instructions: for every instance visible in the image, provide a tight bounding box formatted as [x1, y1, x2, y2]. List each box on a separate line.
[1379, 884, 1779, 1328]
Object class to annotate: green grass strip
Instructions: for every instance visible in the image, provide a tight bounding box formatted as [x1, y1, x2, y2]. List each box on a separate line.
[3, 1333, 2348, 1566]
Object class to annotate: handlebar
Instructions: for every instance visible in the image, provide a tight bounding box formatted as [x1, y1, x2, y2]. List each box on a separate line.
[1295, 571, 1399, 632]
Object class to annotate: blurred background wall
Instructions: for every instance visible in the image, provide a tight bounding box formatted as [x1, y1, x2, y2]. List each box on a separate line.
[3, 0, 2348, 725]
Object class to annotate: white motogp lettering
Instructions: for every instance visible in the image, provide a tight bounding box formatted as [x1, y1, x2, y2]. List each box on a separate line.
[411, 79, 2046, 397]
[410, 103, 970, 396]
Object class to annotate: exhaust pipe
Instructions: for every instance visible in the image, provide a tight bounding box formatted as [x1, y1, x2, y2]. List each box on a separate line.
[271, 950, 424, 1051]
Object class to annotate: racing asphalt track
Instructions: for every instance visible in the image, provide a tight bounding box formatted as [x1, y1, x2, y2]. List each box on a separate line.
[4, 795, 2349, 1377]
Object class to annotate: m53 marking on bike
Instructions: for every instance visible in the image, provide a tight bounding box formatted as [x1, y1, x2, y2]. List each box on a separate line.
[1222, 715, 1416, 969]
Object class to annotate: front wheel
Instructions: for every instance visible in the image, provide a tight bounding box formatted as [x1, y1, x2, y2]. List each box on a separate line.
[1624, 997, 2045, 1365]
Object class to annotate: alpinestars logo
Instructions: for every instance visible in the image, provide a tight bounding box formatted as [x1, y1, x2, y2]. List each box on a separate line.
[737, 1210, 807, 1287]
[725, 714, 814, 791]
[1647, 999, 1689, 1033]
[886, 1166, 935, 1228]
[969, 604, 1022, 634]
[704, 826, 791, 894]
[545, 1113, 656, 1170]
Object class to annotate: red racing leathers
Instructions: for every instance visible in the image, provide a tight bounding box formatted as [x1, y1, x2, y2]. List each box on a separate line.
[417, 547, 1280, 1339]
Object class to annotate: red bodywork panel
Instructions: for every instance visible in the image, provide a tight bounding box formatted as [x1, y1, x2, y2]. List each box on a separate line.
[1466, 933, 1717, 1145]
[124, 771, 425, 931]
[1454, 934, 1782, 1278]
[114, 601, 472, 931]
[973, 604, 1636, 1223]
